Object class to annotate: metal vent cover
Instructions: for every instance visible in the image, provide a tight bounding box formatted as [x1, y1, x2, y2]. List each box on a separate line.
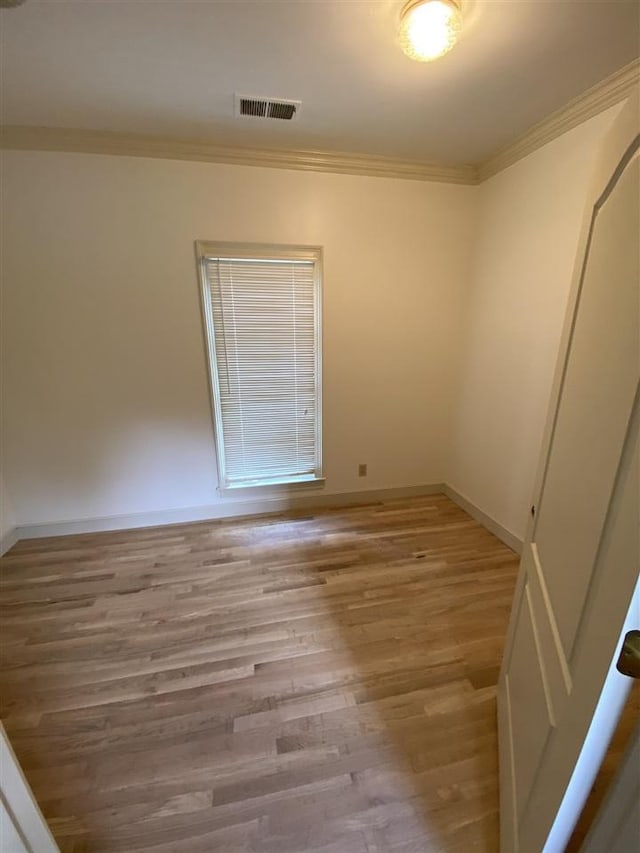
[234, 94, 301, 121]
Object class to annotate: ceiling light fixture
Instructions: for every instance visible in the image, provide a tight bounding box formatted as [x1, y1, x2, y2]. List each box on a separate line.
[399, 0, 462, 62]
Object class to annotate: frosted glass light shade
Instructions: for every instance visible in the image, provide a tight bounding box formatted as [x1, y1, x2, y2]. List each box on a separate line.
[399, 0, 462, 62]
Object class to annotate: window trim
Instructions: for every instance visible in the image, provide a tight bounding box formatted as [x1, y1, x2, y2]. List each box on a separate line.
[195, 240, 324, 492]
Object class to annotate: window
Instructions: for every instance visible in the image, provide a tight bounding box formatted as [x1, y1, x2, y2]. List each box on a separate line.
[196, 242, 323, 490]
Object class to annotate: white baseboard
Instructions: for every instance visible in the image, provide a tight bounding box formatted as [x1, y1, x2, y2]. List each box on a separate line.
[0, 527, 19, 557]
[7, 483, 523, 556]
[15, 483, 446, 540]
[444, 485, 523, 554]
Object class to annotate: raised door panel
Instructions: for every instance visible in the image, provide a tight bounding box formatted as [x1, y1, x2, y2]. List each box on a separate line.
[505, 582, 554, 823]
[525, 544, 571, 718]
[0, 800, 29, 853]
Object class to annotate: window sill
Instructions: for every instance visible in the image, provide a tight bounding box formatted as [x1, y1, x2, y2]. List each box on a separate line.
[220, 475, 326, 493]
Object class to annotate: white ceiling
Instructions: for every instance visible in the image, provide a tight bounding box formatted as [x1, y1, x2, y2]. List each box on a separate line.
[1, 0, 638, 165]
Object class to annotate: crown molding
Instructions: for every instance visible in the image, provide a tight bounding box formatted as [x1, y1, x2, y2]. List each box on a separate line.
[1, 59, 638, 185]
[478, 58, 640, 182]
[0, 125, 477, 185]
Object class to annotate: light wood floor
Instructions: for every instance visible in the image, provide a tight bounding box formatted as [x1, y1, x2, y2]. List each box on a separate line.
[0, 495, 519, 853]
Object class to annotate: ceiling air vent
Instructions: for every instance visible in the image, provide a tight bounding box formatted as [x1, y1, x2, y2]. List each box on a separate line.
[234, 94, 301, 121]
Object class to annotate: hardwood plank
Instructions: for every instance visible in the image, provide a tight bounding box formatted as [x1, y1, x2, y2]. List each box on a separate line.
[0, 495, 518, 851]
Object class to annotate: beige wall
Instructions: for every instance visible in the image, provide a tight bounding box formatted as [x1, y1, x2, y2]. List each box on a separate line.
[1, 105, 623, 536]
[0, 471, 16, 544]
[448, 105, 623, 542]
[0, 152, 475, 526]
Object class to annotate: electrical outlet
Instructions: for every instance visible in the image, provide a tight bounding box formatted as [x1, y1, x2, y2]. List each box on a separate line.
[358, 463, 367, 477]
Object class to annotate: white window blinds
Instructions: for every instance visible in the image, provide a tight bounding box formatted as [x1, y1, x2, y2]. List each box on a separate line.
[199, 247, 322, 489]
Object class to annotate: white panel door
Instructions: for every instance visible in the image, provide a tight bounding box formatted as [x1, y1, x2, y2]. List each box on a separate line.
[498, 92, 640, 853]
